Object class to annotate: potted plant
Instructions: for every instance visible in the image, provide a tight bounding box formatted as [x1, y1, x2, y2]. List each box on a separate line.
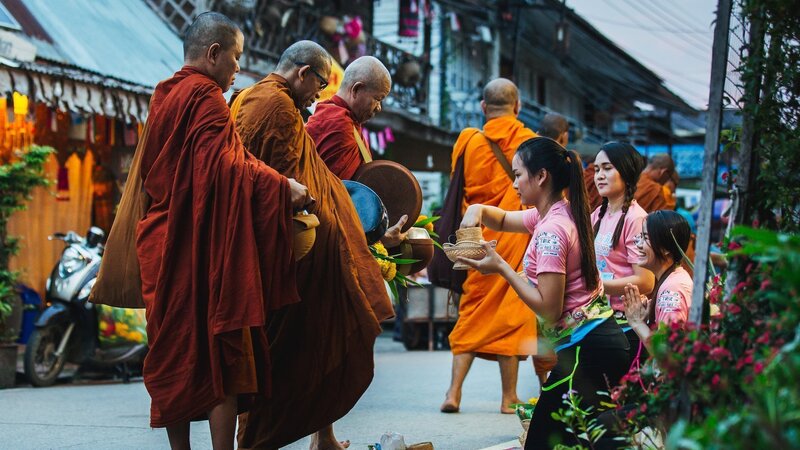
[0, 145, 53, 388]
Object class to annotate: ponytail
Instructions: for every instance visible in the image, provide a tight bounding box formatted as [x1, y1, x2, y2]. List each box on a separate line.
[565, 150, 599, 291]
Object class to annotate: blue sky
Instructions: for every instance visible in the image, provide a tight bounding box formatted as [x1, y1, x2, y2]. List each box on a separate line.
[567, 0, 717, 109]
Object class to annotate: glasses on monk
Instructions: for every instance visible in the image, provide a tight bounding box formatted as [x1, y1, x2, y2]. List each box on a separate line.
[294, 62, 328, 90]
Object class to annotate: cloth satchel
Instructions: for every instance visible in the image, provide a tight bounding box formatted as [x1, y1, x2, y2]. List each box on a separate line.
[89, 120, 152, 308]
[428, 130, 513, 293]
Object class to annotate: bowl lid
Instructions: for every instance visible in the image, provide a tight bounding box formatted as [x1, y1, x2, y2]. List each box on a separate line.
[352, 160, 422, 233]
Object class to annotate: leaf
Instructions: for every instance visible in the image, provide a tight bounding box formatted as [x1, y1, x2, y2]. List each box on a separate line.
[413, 216, 440, 227]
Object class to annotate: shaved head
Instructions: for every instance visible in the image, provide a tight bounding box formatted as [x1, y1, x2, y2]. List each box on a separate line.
[340, 56, 391, 92]
[183, 12, 240, 62]
[538, 113, 569, 140]
[644, 153, 676, 184]
[647, 153, 675, 172]
[275, 40, 331, 74]
[482, 78, 519, 118]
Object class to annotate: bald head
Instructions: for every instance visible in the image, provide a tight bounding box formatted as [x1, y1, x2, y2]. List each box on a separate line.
[481, 78, 520, 119]
[337, 56, 392, 124]
[644, 153, 675, 184]
[340, 56, 391, 92]
[539, 114, 569, 140]
[275, 40, 331, 75]
[183, 12, 240, 62]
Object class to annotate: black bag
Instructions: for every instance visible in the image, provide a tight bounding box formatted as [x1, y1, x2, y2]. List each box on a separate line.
[428, 152, 468, 293]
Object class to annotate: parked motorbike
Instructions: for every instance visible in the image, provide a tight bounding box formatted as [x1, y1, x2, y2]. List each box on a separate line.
[23, 227, 147, 387]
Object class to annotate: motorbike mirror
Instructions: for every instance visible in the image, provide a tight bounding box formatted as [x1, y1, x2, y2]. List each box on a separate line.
[85, 227, 106, 248]
[48, 232, 66, 241]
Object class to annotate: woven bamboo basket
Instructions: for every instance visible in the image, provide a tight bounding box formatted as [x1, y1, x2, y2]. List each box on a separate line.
[455, 226, 483, 242]
[443, 241, 486, 270]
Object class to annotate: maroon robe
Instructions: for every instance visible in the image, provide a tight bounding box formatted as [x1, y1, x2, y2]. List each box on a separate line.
[306, 94, 370, 180]
[136, 66, 299, 427]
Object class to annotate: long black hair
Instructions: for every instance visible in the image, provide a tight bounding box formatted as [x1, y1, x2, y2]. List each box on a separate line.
[593, 142, 645, 248]
[644, 210, 692, 323]
[517, 137, 598, 291]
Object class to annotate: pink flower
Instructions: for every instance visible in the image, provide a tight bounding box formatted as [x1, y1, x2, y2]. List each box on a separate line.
[711, 374, 720, 387]
[752, 218, 760, 228]
[728, 303, 742, 314]
[728, 241, 742, 251]
[756, 333, 771, 344]
[760, 280, 771, 290]
[709, 347, 731, 361]
[754, 362, 765, 374]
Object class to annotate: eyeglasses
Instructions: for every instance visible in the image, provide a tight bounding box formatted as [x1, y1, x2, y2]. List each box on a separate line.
[634, 231, 651, 247]
[294, 61, 328, 90]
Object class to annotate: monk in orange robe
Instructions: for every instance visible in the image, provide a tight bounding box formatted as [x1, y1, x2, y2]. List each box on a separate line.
[441, 79, 542, 415]
[135, 13, 310, 449]
[307, 56, 407, 247]
[635, 153, 674, 212]
[232, 41, 393, 450]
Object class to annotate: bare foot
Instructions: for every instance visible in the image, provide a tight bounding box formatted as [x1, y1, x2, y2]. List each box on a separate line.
[309, 426, 350, 450]
[440, 390, 461, 413]
[501, 396, 522, 414]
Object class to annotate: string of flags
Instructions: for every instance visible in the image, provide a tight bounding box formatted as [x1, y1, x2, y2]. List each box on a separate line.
[362, 126, 396, 155]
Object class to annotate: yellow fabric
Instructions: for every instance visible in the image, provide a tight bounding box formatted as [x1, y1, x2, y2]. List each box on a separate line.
[316, 59, 344, 103]
[448, 115, 540, 358]
[9, 152, 94, 296]
[353, 126, 372, 163]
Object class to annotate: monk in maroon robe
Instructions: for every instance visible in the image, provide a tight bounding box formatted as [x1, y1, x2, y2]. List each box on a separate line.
[231, 41, 393, 450]
[136, 13, 310, 449]
[306, 55, 406, 247]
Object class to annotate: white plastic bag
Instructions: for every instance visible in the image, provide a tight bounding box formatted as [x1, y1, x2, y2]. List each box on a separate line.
[380, 432, 407, 450]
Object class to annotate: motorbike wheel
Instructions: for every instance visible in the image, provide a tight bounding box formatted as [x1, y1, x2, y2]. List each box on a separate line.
[24, 326, 67, 387]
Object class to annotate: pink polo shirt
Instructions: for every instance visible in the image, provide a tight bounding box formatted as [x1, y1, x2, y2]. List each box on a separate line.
[591, 200, 648, 311]
[654, 266, 692, 325]
[522, 200, 602, 317]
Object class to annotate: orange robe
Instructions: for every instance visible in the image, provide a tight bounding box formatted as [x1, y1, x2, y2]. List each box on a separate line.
[635, 176, 670, 212]
[448, 115, 539, 358]
[136, 66, 298, 427]
[232, 74, 394, 449]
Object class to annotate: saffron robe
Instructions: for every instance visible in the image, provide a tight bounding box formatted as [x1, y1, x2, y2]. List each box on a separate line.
[232, 74, 394, 449]
[136, 67, 298, 427]
[635, 175, 670, 212]
[448, 115, 539, 358]
[306, 94, 369, 180]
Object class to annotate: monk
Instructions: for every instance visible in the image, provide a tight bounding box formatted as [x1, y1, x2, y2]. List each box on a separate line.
[135, 13, 310, 450]
[307, 55, 407, 247]
[441, 78, 544, 415]
[636, 153, 674, 212]
[231, 41, 394, 450]
[537, 112, 569, 147]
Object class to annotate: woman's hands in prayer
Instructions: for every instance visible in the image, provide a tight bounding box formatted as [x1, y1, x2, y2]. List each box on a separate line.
[380, 214, 408, 248]
[623, 283, 649, 328]
[456, 241, 504, 275]
[288, 178, 314, 210]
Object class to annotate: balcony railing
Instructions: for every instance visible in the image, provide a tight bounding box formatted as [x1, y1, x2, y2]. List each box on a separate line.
[366, 36, 429, 116]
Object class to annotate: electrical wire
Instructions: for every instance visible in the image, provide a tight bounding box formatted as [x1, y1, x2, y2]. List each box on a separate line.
[619, 0, 713, 57]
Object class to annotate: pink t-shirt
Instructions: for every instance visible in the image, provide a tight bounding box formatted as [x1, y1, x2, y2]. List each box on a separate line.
[654, 266, 692, 325]
[591, 200, 648, 310]
[522, 200, 602, 317]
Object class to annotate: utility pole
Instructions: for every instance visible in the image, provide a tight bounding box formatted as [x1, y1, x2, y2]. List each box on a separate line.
[689, 0, 732, 326]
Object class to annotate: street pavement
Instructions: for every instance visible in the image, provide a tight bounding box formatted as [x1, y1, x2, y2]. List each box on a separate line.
[0, 334, 538, 449]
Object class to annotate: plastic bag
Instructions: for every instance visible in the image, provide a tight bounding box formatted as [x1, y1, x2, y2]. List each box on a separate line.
[97, 304, 148, 346]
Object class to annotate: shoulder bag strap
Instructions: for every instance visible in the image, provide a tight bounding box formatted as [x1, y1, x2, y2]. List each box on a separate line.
[481, 133, 514, 181]
[353, 126, 373, 163]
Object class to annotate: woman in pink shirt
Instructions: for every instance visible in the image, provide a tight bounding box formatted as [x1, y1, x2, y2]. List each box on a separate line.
[592, 142, 655, 362]
[623, 210, 693, 353]
[459, 137, 629, 449]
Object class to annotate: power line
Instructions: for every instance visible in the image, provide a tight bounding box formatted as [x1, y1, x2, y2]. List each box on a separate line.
[601, 0, 712, 63]
[643, 0, 715, 40]
[619, 0, 713, 54]
[582, 14, 714, 34]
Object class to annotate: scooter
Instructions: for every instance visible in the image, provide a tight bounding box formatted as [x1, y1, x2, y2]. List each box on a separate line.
[23, 227, 147, 387]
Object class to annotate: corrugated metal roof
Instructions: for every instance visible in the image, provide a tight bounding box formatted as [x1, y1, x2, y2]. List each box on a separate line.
[21, 0, 183, 88]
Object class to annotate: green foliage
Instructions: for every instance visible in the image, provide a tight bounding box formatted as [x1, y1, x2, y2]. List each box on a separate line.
[738, 0, 800, 231]
[609, 226, 800, 448]
[0, 145, 54, 342]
